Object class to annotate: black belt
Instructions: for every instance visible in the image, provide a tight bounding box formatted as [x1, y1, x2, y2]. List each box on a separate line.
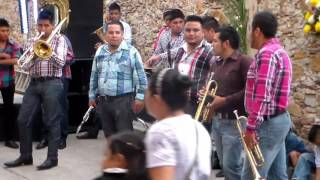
[263, 110, 286, 120]
[215, 112, 236, 119]
[99, 93, 134, 102]
[31, 77, 61, 82]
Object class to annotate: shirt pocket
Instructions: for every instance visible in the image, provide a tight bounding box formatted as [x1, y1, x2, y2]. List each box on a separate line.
[110, 60, 132, 80]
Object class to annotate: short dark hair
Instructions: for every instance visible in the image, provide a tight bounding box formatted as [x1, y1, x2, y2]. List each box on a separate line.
[216, 26, 240, 49]
[0, 18, 9, 27]
[202, 16, 219, 32]
[106, 20, 124, 32]
[38, 9, 54, 24]
[168, 9, 185, 21]
[109, 131, 148, 180]
[149, 69, 192, 111]
[252, 11, 278, 38]
[185, 15, 203, 26]
[109, 2, 121, 12]
[308, 125, 320, 143]
[163, 9, 173, 21]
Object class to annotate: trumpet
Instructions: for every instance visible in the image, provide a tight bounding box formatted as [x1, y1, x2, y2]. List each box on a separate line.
[76, 106, 95, 135]
[233, 110, 265, 180]
[17, 17, 68, 69]
[194, 73, 218, 123]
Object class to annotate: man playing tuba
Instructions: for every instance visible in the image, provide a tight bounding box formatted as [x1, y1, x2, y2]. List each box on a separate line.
[4, 9, 68, 170]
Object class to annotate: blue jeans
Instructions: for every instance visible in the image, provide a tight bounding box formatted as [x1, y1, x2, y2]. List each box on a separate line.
[241, 112, 291, 180]
[292, 152, 315, 180]
[212, 116, 244, 180]
[18, 79, 64, 160]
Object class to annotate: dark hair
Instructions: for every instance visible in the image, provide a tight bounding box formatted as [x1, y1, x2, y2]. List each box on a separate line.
[216, 26, 240, 49]
[168, 9, 185, 21]
[308, 125, 320, 143]
[185, 15, 203, 26]
[38, 9, 54, 24]
[252, 11, 278, 38]
[202, 16, 219, 32]
[149, 69, 192, 111]
[109, 2, 121, 12]
[106, 20, 124, 32]
[0, 18, 9, 27]
[163, 9, 173, 20]
[109, 131, 148, 180]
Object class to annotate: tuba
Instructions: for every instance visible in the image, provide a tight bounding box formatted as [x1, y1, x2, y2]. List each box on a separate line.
[17, 17, 68, 69]
[233, 110, 265, 180]
[92, 26, 107, 44]
[194, 73, 218, 122]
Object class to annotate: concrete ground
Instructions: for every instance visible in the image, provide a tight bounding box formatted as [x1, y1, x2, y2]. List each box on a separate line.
[0, 132, 224, 180]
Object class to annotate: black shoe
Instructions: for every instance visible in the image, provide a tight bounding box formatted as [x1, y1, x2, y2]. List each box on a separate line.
[4, 141, 19, 149]
[37, 159, 58, 170]
[76, 132, 97, 139]
[216, 170, 224, 178]
[36, 139, 48, 150]
[58, 139, 66, 149]
[4, 157, 33, 168]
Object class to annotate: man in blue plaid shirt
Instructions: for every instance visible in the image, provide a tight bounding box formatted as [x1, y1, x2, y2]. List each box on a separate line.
[89, 21, 147, 138]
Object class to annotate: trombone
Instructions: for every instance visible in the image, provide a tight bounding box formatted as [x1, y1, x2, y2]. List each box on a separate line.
[17, 17, 68, 69]
[233, 110, 265, 180]
[195, 73, 218, 123]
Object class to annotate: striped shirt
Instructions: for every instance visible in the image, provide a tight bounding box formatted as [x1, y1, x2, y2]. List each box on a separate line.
[21, 34, 67, 78]
[62, 35, 75, 79]
[153, 26, 169, 50]
[158, 41, 216, 100]
[0, 39, 21, 88]
[153, 29, 184, 55]
[89, 40, 147, 101]
[245, 38, 292, 131]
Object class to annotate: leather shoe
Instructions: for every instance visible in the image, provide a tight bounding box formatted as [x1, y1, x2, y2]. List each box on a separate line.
[216, 170, 224, 177]
[58, 139, 66, 149]
[37, 159, 58, 170]
[4, 141, 19, 149]
[36, 139, 48, 150]
[4, 157, 33, 168]
[76, 132, 97, 139]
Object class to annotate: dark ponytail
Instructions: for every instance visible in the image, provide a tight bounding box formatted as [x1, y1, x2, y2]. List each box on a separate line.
[109, 131, 149, 180]
[150, 68, 192, 111]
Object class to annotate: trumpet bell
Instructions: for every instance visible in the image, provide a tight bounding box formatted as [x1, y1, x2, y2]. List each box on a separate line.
[33, 40, 53, 59]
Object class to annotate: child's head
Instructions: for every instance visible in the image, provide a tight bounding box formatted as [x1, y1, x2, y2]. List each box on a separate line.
[308, 125, 320, 145]
[145, 68, 192, 118]
[103, 131, 147, 179]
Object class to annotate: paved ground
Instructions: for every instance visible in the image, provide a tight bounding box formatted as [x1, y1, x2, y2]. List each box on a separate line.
[0, 132, 224, 180]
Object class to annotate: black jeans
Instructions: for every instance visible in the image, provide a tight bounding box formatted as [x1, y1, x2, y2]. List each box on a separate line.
[0, 85, 16, 141]
[96, 94, 134, 138]
[40, 78, 69, 141]
[18, 79, 63, 160]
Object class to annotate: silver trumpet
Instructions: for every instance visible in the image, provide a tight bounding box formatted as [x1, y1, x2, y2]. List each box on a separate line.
[76, 106, 95, 135]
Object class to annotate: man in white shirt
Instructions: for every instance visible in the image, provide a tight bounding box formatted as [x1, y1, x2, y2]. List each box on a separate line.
[104, 2, 132, 45]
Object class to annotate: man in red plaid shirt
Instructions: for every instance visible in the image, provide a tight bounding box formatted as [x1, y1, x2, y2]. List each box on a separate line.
[242, 11, 292, 179]
[0, 18, 21, 149]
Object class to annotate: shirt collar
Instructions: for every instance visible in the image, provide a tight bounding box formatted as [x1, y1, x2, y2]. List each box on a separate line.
[104, 40, 129, 53]
[261, 38, 280, 49]
[103, 168, 128, 173]
[182, 40, 205, 52]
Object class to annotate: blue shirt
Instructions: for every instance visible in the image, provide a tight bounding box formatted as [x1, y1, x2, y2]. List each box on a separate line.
[89, 41, 147, 101]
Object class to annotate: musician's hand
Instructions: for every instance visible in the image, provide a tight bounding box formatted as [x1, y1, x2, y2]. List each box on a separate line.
[132, 100, 144, 114]
[244, 130, 258, 150]
[89, 100, 97, 108]
[0, 53, 11, 59]
[95, 42, 102, 50]
[211, 96, 226, 110]
[197, 87, 206, 103]
[144, 55, 160, 67]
